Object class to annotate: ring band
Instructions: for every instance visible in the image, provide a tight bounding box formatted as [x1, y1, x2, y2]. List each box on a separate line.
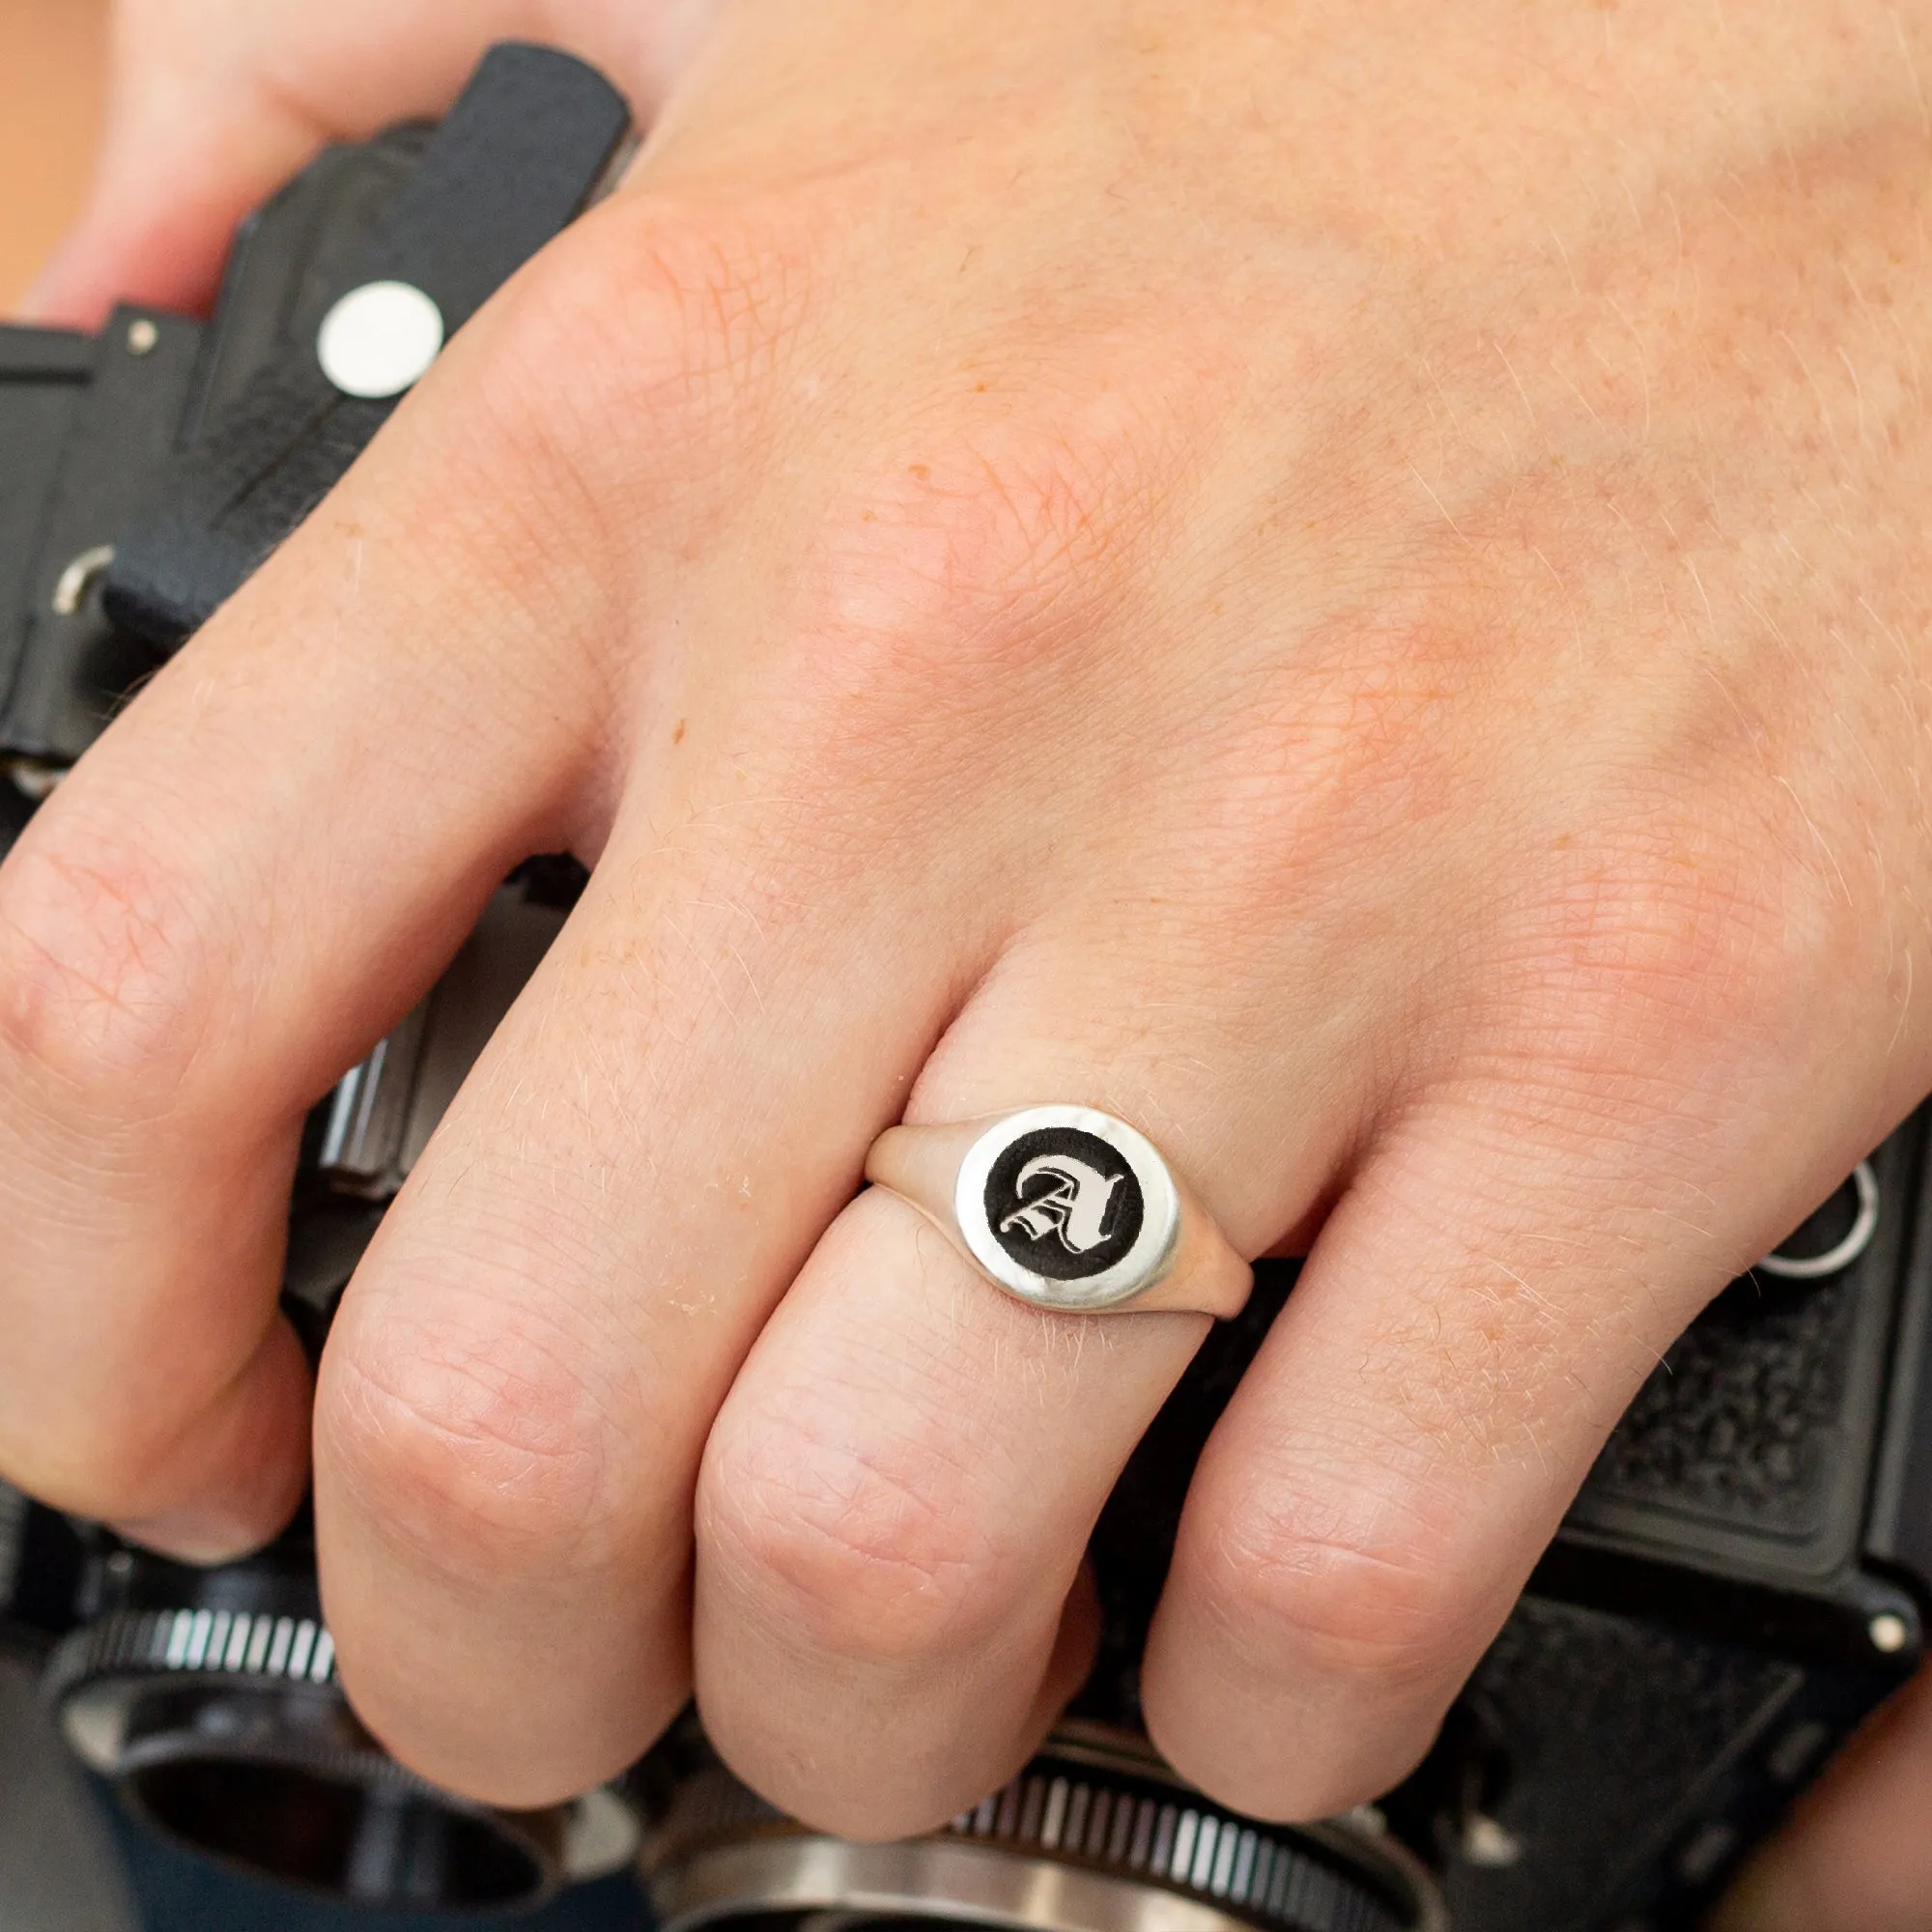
[865, 1106, 1252, 1318]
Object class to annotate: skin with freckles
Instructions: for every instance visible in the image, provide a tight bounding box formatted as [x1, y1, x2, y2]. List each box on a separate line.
[6, 0, 1932, 1918]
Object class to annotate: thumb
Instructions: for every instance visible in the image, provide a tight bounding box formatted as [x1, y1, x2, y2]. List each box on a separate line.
[17, 0, 544, 327]
[1711, 1662, 1932, 1932]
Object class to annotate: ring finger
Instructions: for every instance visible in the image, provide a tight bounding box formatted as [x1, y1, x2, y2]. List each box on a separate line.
[692, 923, 1378, 1836]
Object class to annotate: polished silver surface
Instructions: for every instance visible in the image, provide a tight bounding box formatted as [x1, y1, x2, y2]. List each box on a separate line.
[660, 1836, 1302, 1932]
[317, 280, 446, 400]
[50, 544, 115, 616]
[955, 1108, 1179, 1313]
[46, 1605, 640, 1899]
[50, 1605, 340, 1761]
[320, 1005, 431, 1194]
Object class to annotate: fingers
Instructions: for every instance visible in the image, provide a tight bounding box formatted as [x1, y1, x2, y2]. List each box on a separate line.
[1713, 1664, 1932, 1932]
[1140, 1060, 1861, 1821]
[307, 762, 1008, 1806]
[687, 923, 1371, 1838]
[0, 338, 613, 1555]
[20, 0, 577, 325]
[23, 41, 330, 324]
[309, 814, 1369, 1818]
[694, 1190, 1196, 1838]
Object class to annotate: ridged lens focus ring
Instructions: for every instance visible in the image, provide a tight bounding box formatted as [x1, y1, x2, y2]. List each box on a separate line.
[949, 1747, 1402, 1932]
[50, 1602, 337, 1695]
[644, 1723, 1445, 1932]
[45, 1584, 640, 1909]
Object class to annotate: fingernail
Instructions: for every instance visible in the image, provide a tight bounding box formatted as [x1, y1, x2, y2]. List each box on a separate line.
[1708, 1856, 1803, 1932]
[108, 1506, 269, 1568]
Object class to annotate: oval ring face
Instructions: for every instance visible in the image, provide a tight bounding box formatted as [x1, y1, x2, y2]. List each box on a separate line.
[954, 1107, 1179, 1311]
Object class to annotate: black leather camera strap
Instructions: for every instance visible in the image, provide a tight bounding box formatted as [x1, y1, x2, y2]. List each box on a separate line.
[105, 42, 631, 649]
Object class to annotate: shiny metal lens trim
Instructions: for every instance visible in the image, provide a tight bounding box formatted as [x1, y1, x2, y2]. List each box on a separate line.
[1757, 1159, 1880, 1280]
[45, 1608, 639, 1891]
[652, 1833, 1443, 1932]
[659, 1837, 1294, 1932]
[644, 1726, 1444, 1932]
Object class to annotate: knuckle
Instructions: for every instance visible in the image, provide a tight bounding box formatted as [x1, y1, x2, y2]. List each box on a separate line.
[1558, 838, 1775, 1006]
[1197, 1491, 1474, 1696]
[477, 195, 813, 472]
[700, 1402, 1006, 1669]
[1497, 815, 1799, 1082]
[800, 413, 1162, 697]
[0, 810, 219, 1110]
[319, 1272, 623, 1579]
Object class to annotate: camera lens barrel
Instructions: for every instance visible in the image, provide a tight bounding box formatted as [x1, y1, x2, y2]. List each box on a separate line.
[643, 1724, 1445, 1932]
[43, 1545, 640, 1910]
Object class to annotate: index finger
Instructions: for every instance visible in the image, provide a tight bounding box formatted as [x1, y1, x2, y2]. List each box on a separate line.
[0, 314, 612, 1555]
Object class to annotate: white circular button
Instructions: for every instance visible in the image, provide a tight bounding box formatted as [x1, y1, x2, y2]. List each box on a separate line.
[316, 281, 445, 400]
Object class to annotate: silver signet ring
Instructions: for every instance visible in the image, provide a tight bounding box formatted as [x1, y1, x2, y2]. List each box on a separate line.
[865, 1106, 1252, 1318]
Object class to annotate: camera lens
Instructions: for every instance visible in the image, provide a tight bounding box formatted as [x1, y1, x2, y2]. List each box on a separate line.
[640, 1722, 1445, 1932]
[43, 1544, 640, 1909]
[126, 1758, 546, 1907]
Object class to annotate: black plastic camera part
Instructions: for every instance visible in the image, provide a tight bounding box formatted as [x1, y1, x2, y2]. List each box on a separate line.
[1426, 1137, 1931, 1932]
[105, 42, 631, 650]
[0, 40, 630, 776]
[0, 309, 199, 765]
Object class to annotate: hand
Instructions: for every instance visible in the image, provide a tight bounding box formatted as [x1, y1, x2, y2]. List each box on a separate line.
[6, 0, 1932, 1845]
[18, 0, 703, 323]
[1716, 1663, 1932, 1932]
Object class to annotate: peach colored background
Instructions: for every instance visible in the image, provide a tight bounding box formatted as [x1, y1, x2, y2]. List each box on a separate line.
[0, 0, 109, 312]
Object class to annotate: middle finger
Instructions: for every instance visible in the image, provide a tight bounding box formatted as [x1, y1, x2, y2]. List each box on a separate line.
[692, 911, 1379, 1837]
[314, 748, 1000, 1806]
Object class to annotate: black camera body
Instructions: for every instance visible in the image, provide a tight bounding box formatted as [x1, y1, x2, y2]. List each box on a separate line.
[3, 43, 1929, 1932]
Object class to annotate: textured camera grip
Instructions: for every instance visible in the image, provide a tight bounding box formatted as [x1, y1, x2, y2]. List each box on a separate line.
[104, 43, 631, 649]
